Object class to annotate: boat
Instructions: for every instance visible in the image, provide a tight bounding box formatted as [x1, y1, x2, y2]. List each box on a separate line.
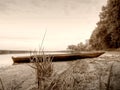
[12, 51, 105, 64]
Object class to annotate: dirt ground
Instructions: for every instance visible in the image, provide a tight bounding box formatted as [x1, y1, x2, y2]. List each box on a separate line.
[0, 61, 70, 90]
[0, 51, 120, 90]
[51, 51, 120, 90]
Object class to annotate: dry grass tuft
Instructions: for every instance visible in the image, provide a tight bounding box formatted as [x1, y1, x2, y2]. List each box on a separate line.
[28, 30, 58, 90]
[29, 51, 55, 90]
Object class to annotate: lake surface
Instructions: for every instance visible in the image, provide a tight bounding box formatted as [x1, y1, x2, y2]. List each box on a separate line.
[0, 52, 69, 67]
[0, 54, 30, 67]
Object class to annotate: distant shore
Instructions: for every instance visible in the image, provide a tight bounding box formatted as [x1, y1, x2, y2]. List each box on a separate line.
[0, 50, 30, 54]
[0, 49, 73, 55]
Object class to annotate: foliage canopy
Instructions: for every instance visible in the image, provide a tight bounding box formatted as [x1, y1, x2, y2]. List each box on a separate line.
[90, 0, 120, 50]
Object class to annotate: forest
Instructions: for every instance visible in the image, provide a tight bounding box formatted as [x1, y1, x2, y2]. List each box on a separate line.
[68, 0, 120, 51]
[90, 0, 120, 50]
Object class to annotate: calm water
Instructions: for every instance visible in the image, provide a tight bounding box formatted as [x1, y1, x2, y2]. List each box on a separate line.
[0, 52, 68, 67]
[0, 54, 30, 67]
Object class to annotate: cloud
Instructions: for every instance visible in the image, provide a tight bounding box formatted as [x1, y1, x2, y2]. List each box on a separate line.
[0, 0, 106, 16]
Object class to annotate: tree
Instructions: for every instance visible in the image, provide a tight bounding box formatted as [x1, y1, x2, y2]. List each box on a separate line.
[89, 0, 120, 50]
[67, 40, 91, 51]
[67, 45, 78, 51]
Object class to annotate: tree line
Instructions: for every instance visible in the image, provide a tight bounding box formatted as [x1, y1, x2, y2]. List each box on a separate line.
[68, 0, 120, 51]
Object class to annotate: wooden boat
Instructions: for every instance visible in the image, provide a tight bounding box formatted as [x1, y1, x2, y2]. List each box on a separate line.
[12, 51, 105, 63]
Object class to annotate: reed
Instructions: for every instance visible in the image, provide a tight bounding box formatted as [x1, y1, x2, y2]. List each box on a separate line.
[30, 50, 54, 90]
[29, 30, 56, 89]
[0, 77, 5, 90]
[106, 62, 114, 90]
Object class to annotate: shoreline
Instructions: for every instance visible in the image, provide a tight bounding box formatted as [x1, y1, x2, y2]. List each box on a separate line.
[0, 51, 120, 89]
[0, 49, 72, 55]
[0, 62, 70, 90]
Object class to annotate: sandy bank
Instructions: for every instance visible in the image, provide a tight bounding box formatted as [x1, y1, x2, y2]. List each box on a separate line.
[0, 51, 120, 90]
[0, 62, 69, 90]
[50, 51, 120, 90]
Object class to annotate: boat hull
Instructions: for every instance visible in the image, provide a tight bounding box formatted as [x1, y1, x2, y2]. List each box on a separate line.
[12, 51, 105, 64]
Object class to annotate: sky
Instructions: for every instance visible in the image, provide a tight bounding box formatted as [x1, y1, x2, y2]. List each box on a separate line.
[0, 0, 107, 51]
